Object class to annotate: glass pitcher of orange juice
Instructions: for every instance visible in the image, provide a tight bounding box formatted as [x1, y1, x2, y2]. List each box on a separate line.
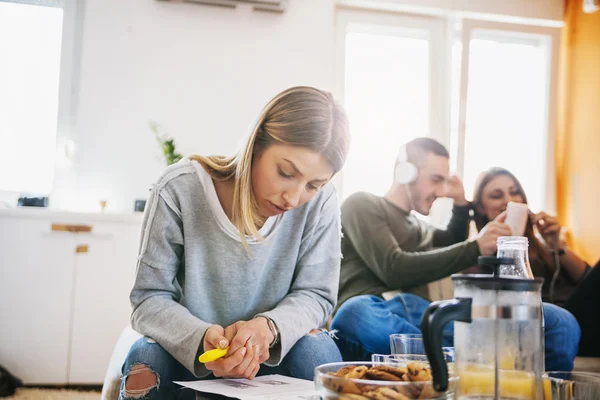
[421, 256, 544, 400]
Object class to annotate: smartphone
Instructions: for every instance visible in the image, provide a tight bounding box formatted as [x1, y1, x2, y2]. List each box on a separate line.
[505, 202, 529, 236]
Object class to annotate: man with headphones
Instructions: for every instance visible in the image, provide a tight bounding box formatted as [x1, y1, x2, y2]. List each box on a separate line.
[331, 137, 581, 372]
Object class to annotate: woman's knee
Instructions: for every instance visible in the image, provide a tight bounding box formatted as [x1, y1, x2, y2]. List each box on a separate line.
[120, 337, 172, 399]
[289, 330, 342, 366]
[123, 364, 159, 397]
[283, 332, 342, 380]
[123, 337, 170, 370]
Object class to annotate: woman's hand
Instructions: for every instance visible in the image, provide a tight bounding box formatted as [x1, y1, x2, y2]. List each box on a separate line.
[225, 318, 273, 365]
[203, 324, 262, 380]
[531, 211, 561, 247]
[202, 319, 274, 380]
[203, 324, 229, 354]
[531, 211, 590, 282]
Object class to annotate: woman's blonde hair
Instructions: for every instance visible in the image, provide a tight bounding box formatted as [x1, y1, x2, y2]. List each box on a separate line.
[190, 86, 350, 243]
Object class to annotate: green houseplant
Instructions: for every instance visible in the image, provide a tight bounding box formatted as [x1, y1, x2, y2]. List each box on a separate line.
[149, 121, 183, 165]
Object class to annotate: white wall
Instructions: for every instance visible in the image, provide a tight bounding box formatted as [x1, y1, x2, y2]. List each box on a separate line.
[60, 0, 336, 212]
[53, 0, 563, 213]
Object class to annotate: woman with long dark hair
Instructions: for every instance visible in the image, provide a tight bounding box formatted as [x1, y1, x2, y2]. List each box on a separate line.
[472, 167, 599, 357]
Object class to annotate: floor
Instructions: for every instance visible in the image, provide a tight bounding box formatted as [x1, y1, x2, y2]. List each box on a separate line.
[6, 388, 101, 399]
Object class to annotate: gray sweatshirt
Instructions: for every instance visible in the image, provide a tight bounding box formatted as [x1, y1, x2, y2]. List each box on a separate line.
[130, 158, 341, 377]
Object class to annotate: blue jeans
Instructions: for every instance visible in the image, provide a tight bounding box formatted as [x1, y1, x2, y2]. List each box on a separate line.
[331, 294, 581, 371]
[119, 332, 342, 400]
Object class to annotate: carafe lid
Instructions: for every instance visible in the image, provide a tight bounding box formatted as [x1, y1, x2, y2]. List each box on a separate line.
[451, 274, 543, 291]
[452, 256, 544, 292]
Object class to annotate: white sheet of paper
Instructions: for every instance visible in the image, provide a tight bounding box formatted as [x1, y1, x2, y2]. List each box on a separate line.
[174, 374, 320, 400]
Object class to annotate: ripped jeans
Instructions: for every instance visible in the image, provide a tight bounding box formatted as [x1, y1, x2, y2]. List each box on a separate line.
[119, 332, 342, 400]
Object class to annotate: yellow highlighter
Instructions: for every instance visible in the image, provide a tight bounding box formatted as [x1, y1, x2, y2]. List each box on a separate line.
[198, 347, 229, 363]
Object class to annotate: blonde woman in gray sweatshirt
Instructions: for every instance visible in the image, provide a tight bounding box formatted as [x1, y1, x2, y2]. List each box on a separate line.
[119, 87, 350, 400]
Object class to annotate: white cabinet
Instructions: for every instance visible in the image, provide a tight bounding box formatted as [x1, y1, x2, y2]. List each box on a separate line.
[0, 217, 75, 384]
[0, 209, 142, 385]
[68, 221, 139, 384]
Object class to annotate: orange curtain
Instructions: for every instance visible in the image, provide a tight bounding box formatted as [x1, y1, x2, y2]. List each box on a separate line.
[556, 0, 600, 264]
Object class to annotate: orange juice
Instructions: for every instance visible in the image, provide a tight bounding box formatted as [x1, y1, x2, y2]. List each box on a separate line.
[543, 378, 552, 400]
[542, 377, 574, 400]
[459, 365, 537, 400]
[499, 351, 516, 370]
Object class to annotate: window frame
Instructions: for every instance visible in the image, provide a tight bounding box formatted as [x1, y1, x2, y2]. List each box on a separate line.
[455, 19, 561, 212]
[334, 8, 561, 214]
[0, 0, 82, 202]
[333, 7, 451, 195]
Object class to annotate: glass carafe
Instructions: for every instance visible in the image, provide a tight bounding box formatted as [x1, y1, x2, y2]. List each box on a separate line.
[497, 236, 534, 278]
[422, 259, 544, 400]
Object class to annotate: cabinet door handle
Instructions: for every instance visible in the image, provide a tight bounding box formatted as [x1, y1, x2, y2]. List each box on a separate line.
[75, 244, 89, 254]
[52, 224, 93, 233]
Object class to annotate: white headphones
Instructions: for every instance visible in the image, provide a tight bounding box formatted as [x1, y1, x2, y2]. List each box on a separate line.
[394, 144, 418, 184]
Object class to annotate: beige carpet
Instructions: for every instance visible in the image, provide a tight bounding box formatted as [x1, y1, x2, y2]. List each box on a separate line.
[6, 388, 100, 399]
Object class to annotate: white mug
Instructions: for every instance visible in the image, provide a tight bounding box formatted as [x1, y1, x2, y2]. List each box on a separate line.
[505, 201, 529, 236]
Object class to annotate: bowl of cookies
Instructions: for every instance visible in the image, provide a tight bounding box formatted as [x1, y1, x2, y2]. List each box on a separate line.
[314, 358, 458, 400]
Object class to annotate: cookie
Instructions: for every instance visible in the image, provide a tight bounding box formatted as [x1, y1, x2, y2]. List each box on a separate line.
[337, 365, 359, 377]
[361, 390, 389, 400]
[394, 383, 420, 398]
[322, 376, 362, 395]
[339, 394, 372, 400]
[347, 366, 369, 380]
[363, 387, 411, 400]
[406, 362, 426, 376]
[417, 383, 437, 399]
[406, 363, 431, 382]
[365, 369, 404, 381]
[378, 387, 412, 400]
[371, 365, 408, 378]
[327, 363, 440, 399]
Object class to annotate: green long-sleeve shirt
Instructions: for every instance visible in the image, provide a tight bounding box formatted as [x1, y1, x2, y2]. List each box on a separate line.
[337, 192, 480, 310]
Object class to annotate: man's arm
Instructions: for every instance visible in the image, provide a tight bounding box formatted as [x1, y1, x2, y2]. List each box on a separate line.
[432, 203, 472, 247]
[342, 193, 480, 291]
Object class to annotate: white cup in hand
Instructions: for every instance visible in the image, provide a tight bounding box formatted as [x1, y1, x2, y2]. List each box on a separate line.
[505, 202, 529, 236]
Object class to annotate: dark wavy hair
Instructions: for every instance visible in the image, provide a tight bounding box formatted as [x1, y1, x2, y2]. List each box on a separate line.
[472, 167, 554, 270]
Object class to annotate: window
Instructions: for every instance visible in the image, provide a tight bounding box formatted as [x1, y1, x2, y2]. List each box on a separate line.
[336, 11, 447, 198]
[458, 24, 556, 212]
[337, 11, 559, 213]
[0, 1, 64, 195]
